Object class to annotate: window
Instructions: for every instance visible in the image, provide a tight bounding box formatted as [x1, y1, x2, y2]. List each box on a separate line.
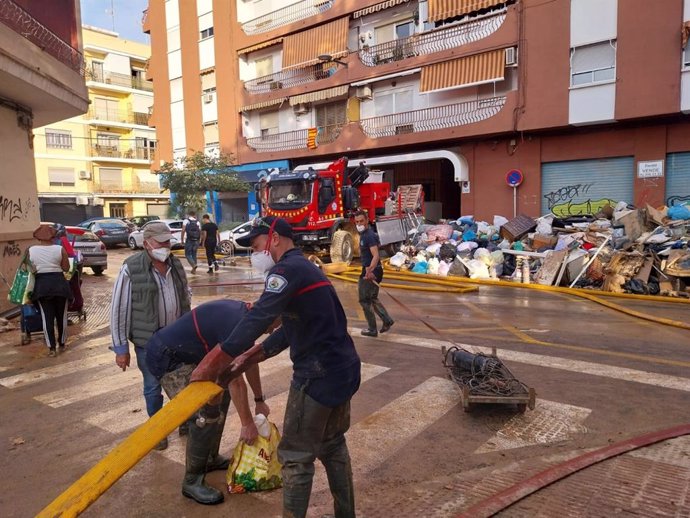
[93, 98, 120, 120]
[395, 20, 414, 40]
[374, 89, 413, 116]
[131, 69, 146, 89]
[200, 27, 214, 39]
[571, 41, 616, 87]
[259, 110, 279, 137]
[255, 56, 273, 78]
[684, 45, 690, 68]
[315, 102, 346, 141]
[109, 203, 126, 218]
[91, 61, 104, 82]
[375, 19, 414, 45]
[99, 168, 123, 190]
[203, 122, 219, 145]
[45, 129, 72, 149]
[48, 168, 75, 187]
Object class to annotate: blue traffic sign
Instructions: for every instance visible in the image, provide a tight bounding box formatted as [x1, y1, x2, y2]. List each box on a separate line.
[506, 169, 524, 188]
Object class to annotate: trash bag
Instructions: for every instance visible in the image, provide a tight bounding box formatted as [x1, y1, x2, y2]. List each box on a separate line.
[427, 257, 440, 275]
[227, 418, 282, 494]
[8, 255, 34, 305]
[457, 241, 478, 253]
[668, 204, 690, 220]
[462, 229, 477, 241]
[467, 259, 490, 279]
[536, 215, 554, 235]
[438, 261, 451, 276]
[493, 215, 509, 228]
[425, 243, 442, 255]
[389, 252, 408, 268]
[439, 243, 457, 262]
[411, 261, 428, 274]
[474, 248, 492, 264]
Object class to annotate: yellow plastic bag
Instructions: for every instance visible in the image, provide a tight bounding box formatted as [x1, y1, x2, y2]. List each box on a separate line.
[226, 422, 282, 494]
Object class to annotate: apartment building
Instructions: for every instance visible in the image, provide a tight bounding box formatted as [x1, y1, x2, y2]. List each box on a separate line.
[34, 26, 168, 225]
[0, 0, 89, 310]
[144, 0, 690, 222]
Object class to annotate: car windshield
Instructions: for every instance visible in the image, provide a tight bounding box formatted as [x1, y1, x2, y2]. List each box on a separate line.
[67, 231, 100, 242]
[98, 221, 128, 229]
[268, 181, 312, 209]
[168, 221, 182, 230]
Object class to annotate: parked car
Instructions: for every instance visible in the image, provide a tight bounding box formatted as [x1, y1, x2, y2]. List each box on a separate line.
[82, 219, 131, 248]
[218, 221, 253, 255]
[65, 226, 107, 275]
[129, 215, 160, 229]
[78, 217, 135, 233]
[128, 219, 183, 250]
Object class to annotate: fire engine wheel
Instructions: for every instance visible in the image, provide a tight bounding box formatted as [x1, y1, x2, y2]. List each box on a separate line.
[330, 230, 354, 263]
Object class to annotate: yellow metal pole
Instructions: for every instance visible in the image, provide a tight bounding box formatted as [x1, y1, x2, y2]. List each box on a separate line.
[37, 381, 223, 518]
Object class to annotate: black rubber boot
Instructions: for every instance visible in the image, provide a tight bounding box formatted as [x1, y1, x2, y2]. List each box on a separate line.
[206, 391, 230, 472]
[182, 419, 224, 505]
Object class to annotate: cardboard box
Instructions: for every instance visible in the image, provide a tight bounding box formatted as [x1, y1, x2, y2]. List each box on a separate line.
[531, 234, 558, 250]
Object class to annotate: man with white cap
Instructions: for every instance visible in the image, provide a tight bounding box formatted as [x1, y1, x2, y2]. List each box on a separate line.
[110, 221, 190, 450]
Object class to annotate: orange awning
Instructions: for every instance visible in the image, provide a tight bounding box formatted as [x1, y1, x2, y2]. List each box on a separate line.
[420, 49, 505, 92]
[282, 17, 349, 69]
[428, 0, 505, 22]
[237, 37, 283, 56]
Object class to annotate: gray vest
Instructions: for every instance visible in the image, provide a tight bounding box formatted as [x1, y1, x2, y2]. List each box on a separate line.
[124, 251, 190, 347]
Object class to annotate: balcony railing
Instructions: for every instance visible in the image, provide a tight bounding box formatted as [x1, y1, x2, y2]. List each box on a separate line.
[0, 0, 84, 74]
[90, 144, 156, 161]
[86, 108, 149, 125]
[86, 68, 153, 92]
[359, 97, 507, 138]
[241, 0, 334, 35]
[358, 12, 507, 67]
[244, 63, 337, 94]
[246, 122, 345, 152]
[94, 181, 162, 194]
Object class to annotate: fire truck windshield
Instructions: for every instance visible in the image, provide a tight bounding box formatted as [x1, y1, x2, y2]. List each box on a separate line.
[268, 180, 312, 209]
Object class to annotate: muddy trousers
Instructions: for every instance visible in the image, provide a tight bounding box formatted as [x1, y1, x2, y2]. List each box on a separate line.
[358, 278, 392, 332]
[278, 386, 355, 518]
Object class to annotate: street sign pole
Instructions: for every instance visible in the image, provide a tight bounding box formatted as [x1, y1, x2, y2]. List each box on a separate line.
[513, 186, 517, 218]
[505, 169, 524, 218]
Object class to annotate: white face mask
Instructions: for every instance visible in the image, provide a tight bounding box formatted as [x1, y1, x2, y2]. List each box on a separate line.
[251, 250, 275, 274]
[148, 247, 171, 263]
[356, 224, 366, 233]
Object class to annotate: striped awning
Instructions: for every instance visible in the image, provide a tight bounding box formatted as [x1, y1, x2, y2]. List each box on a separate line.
[240, 97, 287, 112]
[428, 0, 505, 22]
[282, 17, 349, 69]
[420, 49, 505, 92]
[289, 85, 349, 106]
[352, 0, 410, 19]
[237, 37, 283, 56]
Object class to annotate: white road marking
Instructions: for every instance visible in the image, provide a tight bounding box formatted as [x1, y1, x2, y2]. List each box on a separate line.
[474, 399, 592, 453]
[35, 368, 141, 407]
[157, 362, 389, 466]
[350, 327, 690, 393]
[0, 347, 112, 388]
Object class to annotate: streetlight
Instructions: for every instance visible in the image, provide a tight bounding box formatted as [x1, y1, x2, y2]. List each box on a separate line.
[318, 53, 348, 68]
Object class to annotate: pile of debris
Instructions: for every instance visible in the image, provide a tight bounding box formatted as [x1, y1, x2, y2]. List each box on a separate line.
[388, 202, 690, 297]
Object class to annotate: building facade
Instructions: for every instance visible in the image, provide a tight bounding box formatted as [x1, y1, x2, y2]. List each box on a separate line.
[34, 26, 168, 225]
[0, 0, 89, 311]
[144, 0, 690, 222]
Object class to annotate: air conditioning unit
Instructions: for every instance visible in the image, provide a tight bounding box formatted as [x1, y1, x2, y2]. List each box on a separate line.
[505, 47, 518, 66]
[293, 103, 310, 115]
[75, 196, 89, 206]
[269, 81, 283, 91]
[78, 170, 92, 180]
[92, 197, 105, 206]
[356, 85, 373, 100]
[203, 93, 214, 103]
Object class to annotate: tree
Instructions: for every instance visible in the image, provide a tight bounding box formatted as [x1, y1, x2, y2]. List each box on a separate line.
[157, 151, 249, 219]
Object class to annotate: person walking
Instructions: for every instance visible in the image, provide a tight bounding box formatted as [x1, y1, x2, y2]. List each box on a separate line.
[110, 221, 190, 450]
[191, 216, 361, 518]
[145, 299, 275, 505]
[29, 224, 71, 357]
[354, 210, 394, 337]
[199, 214, 219, 274]
[181, 210, 201, 274]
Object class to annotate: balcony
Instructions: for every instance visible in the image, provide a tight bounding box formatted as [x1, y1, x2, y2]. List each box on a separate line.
[86, 68, 153, 92]
[94, 181, 163, 195]
[0, 0, 84, 74]
[85, 108, 150, 126]
[90, 144, 156, 162]
[244, 63, 337, 94]
[358, 12, 507, 67]
[241, 0, 334, 35]
[246, 122, 344, 152]
[359, 97, 507, 138]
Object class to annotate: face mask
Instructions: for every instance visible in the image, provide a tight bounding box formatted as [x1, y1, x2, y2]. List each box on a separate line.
[149, 247, 171, 262]
[356, 224, 366, 233]
[251, 250, 275, 273]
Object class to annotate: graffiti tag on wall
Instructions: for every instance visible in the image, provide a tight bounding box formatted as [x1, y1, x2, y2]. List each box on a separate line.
[543, 183, 617, 217]
[3, 242, 21, 257]
[0, 196, 34, 223]
[667, 195, 690, 207]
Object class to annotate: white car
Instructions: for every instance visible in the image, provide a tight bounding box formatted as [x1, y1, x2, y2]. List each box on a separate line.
[218, 221, 253, 255]
[128, 219, 183, 250]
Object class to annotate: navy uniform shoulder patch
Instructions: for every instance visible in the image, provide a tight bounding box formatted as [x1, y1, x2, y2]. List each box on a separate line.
[265, 274, 288, 293]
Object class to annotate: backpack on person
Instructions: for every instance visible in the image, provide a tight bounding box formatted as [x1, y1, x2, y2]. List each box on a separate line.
[185, 219, 201, 241]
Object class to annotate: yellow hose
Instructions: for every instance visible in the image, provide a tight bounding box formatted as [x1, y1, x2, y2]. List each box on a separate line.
[380, 261, 690, 331]
[37, 381, 222, 518]
[328, 266, 477, 294]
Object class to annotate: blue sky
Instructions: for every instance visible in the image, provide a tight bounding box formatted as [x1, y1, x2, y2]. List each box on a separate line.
[80, 0, 150, 43]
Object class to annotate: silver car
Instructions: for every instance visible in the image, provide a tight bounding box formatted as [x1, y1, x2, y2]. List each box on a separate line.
[128, 219, 183, 250]
[65, 226, 107, 275]
[218, 221, 252, 255]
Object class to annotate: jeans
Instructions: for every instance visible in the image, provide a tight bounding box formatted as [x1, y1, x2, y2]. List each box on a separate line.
[278, 386, 355, 518]
[184, 240, 199, 268]
[134, 345, 164, 417]
[358, 277, 393, 332]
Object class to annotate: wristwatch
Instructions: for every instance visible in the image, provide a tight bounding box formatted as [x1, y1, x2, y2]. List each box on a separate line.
[254, 395, 266, 402]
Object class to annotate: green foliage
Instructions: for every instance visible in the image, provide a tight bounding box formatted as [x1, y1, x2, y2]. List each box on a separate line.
[157, 151, 249, 218]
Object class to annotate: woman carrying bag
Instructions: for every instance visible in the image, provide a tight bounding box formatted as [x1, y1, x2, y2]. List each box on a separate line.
[29, 224, 71, 357]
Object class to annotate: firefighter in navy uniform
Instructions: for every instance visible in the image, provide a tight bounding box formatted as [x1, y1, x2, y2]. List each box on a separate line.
[192, 216, 361, 518]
